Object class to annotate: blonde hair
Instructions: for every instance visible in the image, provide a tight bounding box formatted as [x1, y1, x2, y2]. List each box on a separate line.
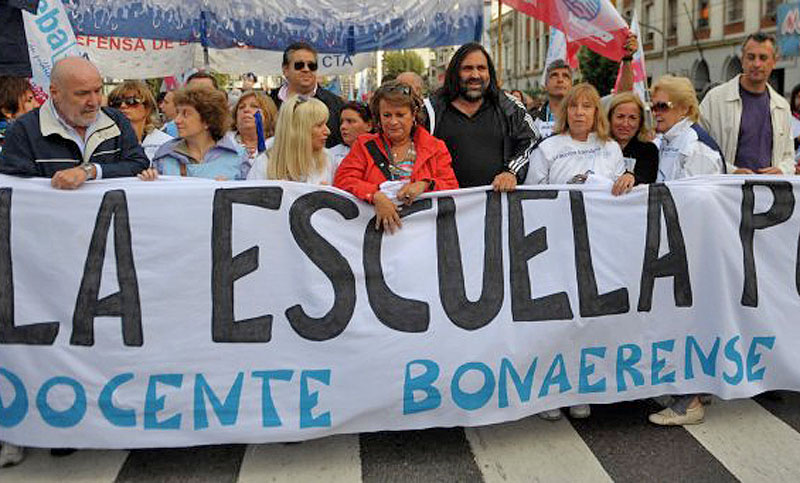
[267, 95, 329, 181]
[607, 91, 650, 142]
[554, 83, 610, 141]
[651, 75, 700, 123]
[108, 80, 158, 135]
[231, 90, 278, 137]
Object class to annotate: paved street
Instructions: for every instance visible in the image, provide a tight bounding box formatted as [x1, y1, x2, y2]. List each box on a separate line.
[3, 392, 800, 482]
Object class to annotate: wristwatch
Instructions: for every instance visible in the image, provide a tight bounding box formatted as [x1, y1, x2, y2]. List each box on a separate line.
[79, 163, 95, 180]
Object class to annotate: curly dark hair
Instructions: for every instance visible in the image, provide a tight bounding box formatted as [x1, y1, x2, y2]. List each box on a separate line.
[0, 76, 33, 121]
[369, 81, 425, 131]
[172, 86, 231, 141]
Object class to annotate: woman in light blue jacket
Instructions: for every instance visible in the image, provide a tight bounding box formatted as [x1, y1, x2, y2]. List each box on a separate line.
[141, 86, 248, 181]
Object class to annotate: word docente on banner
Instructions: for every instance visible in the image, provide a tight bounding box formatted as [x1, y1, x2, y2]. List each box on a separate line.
[0, 175, 798, 448]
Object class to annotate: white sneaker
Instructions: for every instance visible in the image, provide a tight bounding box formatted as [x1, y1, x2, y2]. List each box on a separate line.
[569, 404, 591, 419]
[648, 404, 705, 426]
[538, 408, 563, 421]
[0, 443, 25, 467]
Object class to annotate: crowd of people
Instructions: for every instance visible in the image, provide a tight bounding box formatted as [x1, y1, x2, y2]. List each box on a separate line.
[1, 32, 800, 467]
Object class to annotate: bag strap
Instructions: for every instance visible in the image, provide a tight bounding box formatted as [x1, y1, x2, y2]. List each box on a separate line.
[365, 140, 393, 181]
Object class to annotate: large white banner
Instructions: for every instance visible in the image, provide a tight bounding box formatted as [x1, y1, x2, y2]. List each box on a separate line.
[1, 175, 799, 448]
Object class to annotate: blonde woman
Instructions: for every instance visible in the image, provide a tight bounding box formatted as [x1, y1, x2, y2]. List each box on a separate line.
[606, 91, 659, 184]
[526, 83, 632, 196]
[108, 80, 172, 160]
[247, 95, 334, 184]
[650, 75, 724, 183]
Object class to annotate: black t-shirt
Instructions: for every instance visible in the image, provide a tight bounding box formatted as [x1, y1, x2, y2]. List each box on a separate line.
[624, 137, 659, 185]
[435, 100, 505, 187]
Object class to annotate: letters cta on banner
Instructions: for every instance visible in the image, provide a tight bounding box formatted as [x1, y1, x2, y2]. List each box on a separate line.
[0, 176, 798, 448]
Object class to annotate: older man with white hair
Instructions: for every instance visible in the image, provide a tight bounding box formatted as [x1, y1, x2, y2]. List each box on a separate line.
[0, 56, 149, 189]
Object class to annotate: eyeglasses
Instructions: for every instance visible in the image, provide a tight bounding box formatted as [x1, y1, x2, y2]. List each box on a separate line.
[109, 96, 144, 108]
[293, 61, 318, 71]
[650, 101, 674, 112]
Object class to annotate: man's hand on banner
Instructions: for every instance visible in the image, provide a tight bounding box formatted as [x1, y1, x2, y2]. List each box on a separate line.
[492, 171, 517, 192]
[51, 166, 91, 190]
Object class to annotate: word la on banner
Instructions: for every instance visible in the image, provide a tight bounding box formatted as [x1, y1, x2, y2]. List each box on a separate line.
[0, 176, 799, 448]
[503, 0, 629, 60]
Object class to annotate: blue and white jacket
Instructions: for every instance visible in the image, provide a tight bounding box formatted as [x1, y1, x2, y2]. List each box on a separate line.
[152, 134, 249, 180]
[656, 118, 725, 182]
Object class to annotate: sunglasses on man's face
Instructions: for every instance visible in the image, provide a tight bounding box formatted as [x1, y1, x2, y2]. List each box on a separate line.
[110, 97, 144, 108]
[650, 101, 674, 112]
[293, 61, 318, 72]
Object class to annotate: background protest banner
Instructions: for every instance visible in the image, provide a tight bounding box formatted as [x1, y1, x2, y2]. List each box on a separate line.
[502, 0, 629, 61]
[74, 35, 375, 78]
[1, 175, 799, 448]
[63, 0, 483, 53]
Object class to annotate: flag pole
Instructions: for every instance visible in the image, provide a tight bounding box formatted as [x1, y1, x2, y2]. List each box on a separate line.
[497, 0, 502, 84]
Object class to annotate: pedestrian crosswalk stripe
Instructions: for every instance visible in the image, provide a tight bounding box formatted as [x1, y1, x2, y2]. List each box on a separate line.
[0, 448, 127, 483]
[237, 434, 361, 483]
[466, 415, 612, 483]
[684, 397, 800, 482]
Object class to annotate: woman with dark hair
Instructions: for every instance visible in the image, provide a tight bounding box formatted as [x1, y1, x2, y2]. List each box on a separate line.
[108, 80, 172, 160]
[334, 81, 458, 233]
[0, 76, 38, 152]
[328, 101, 373, 167]
[140, 87, 248, 180]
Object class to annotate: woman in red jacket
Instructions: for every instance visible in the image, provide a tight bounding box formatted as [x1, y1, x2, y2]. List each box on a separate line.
[334, 81, 458, 233]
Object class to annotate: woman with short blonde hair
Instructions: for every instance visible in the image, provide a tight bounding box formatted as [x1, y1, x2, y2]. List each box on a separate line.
[648, 74, 723, 183]
[247, 95, 334, 184]
[526, 83, 631, 199]
[554, 83, 611, 141]
[651, 75, 701, 123]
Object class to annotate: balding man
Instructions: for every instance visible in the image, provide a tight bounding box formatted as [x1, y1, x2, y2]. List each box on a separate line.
[0, 57, 148, 189]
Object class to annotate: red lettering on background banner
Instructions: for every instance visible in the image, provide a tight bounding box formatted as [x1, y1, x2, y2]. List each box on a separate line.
[74, 35, 148, 52]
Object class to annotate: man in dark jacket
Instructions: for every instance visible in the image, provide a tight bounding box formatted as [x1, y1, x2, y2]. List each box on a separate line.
[425, 43, 540, 190]
[0, 57, 149, 189]
[269, 42, 345, 148]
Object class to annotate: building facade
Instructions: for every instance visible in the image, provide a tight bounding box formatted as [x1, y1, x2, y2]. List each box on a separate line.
[490, 1, 799, 97]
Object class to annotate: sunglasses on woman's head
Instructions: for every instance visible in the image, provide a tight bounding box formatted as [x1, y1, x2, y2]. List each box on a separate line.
[383, 84, 413, 96]
[293, 61, 318, 71]
[110, 97, 144, 108]
[650, 101, 673, 112]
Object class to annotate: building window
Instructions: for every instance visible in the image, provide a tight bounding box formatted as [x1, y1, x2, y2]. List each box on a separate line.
[643, 2, 654, 44]
[762, 0, 778, 20]
[667, 0, 678, 38]
[726, 0, 743, 24]
[697, 0, 710, 29]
